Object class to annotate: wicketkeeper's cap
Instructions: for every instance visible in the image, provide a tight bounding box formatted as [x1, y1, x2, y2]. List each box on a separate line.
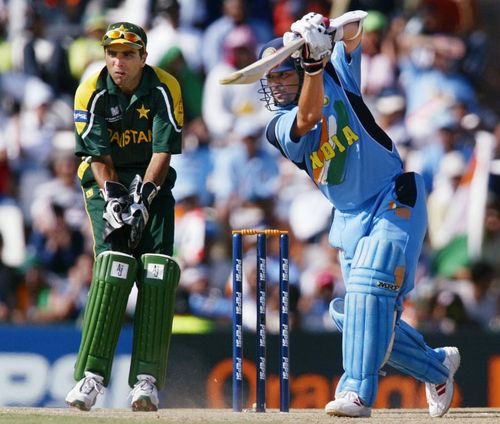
[258, 37, 297, 74]
[101, 22, 147, 50]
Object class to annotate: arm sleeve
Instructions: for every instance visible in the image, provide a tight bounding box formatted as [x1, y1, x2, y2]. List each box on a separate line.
[74, 78, 110, 157]
[267, 109, 320, 165]
[201, 67, 236, 139]
[153, 75, 184, 154]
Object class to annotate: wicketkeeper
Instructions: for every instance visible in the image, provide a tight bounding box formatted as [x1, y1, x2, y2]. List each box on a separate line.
[257, 10, 460, 418]
[65, 21, 183, 412]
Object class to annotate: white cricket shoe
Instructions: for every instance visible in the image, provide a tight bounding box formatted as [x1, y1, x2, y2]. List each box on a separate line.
[65, 371, 104, 411]
[425, 346, 461, 417]
[325, 391, 371, 417]
[130, 374, 159, 411]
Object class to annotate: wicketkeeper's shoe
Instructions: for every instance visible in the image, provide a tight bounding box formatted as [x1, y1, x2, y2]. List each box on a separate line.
[130, 374, 159, 411]
[425, 346, 461, 417]
[325, 391, 371, 417]
[65, 371, 104, 411]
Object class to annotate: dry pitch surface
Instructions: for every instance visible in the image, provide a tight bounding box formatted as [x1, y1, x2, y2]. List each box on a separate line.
[0, 408, 499, 424]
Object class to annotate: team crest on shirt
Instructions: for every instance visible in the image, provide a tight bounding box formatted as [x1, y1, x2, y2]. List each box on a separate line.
[105, 106, 122, 123]
[136, 104, 150, 119]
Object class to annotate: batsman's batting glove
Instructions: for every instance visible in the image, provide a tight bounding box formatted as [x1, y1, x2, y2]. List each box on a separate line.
[286, 12, 333, 75]
[328, 10, 368, 42]
[102, 181, 132, 243]
[125, 174, 160, 250]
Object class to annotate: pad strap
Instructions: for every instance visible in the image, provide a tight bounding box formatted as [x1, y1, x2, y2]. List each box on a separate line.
[129, 254, 180, 389]
[74, 251, 137, 385]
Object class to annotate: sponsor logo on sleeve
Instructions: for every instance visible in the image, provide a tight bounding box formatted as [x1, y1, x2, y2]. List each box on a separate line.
[74, 110, 89, 123]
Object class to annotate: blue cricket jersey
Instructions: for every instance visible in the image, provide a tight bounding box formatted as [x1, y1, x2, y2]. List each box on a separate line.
[267, 43, 404, 212]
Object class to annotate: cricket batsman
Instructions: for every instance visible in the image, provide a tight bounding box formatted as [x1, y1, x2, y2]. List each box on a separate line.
[65, 21, 183, 411]
[257, 10, 460, 418]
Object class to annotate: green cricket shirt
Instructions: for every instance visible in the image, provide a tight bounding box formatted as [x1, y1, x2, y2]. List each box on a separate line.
[74, 64, 183, 190]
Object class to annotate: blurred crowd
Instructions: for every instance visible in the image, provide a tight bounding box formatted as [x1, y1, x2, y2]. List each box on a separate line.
[0, 0, 499, 334]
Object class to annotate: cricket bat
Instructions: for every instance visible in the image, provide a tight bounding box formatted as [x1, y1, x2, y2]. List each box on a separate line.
[219, 38, 305, 85]
[219, 5, 362, 85]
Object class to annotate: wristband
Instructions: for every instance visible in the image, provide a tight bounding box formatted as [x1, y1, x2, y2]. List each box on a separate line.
[302, 58, 325, 75]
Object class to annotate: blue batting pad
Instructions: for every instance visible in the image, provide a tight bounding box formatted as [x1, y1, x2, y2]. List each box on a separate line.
[337, 237, 404, 406]
[390, 320, 448, 383]
[330, 299, 449, 387]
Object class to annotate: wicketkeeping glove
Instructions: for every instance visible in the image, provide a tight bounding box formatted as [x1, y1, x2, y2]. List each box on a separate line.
[285, 12, 333, 75]
[102, 181, 132, 244]
[124, 174, 160, 250]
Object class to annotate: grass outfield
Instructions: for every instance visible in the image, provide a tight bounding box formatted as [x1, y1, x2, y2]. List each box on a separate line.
[0, 408, 499, 424]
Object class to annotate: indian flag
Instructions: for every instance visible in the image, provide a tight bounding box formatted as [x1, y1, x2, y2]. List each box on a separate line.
[433, 130, 496, 277]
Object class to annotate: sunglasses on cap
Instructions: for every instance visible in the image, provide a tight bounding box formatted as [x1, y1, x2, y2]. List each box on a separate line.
[102, 29, 144, 46]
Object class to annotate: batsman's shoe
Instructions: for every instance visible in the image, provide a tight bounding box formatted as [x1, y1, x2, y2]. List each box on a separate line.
[130, 374, 159, 411]
[325, 391, 371, 418]
[65, 371, 104, 411]
[425, 346, 461, 417]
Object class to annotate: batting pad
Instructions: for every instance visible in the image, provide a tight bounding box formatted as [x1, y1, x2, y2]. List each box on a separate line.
[390, 320, 448, 383]
[339, 237, 404, 406]
[129, 254, 180, 389]
[329, 298, 448, 385]
[74, 251, 137, 385]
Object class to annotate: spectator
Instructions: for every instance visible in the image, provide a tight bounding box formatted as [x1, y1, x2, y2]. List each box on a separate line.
[10, 7, 76, 97]
[147, 0, 203, 72]
[179, 264, 232, 321]
[0, 233, 21, 321]
[38, 253, 94, 323]
[427, 290, 479, 334]
[28, 202, 85, 276]
[30, 135, 86, 230]
[374, 92, 411, 160]
[175, 195, 214, 268]
[170, 136, 214, 208]
[159, 46, 205, 127]
[272, 0, 330, 37]
[202, 25, 271, 145]
[211, 118, 280, 227]
[481, 194, 500, 275]
[299, 268, 339, 332]
[67, 12, 107, 82]
[2, 77, 56, 221]
[0, 129, 26, 268]
[201, 0, 273, 72]
[360, 10, 396, 101]
[397, 29, 478, 145]
[14, 254, 52, 323]
[461, 260, 499, 331]
[407, 115, 472, 193]
[427, 151, 467, 249]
